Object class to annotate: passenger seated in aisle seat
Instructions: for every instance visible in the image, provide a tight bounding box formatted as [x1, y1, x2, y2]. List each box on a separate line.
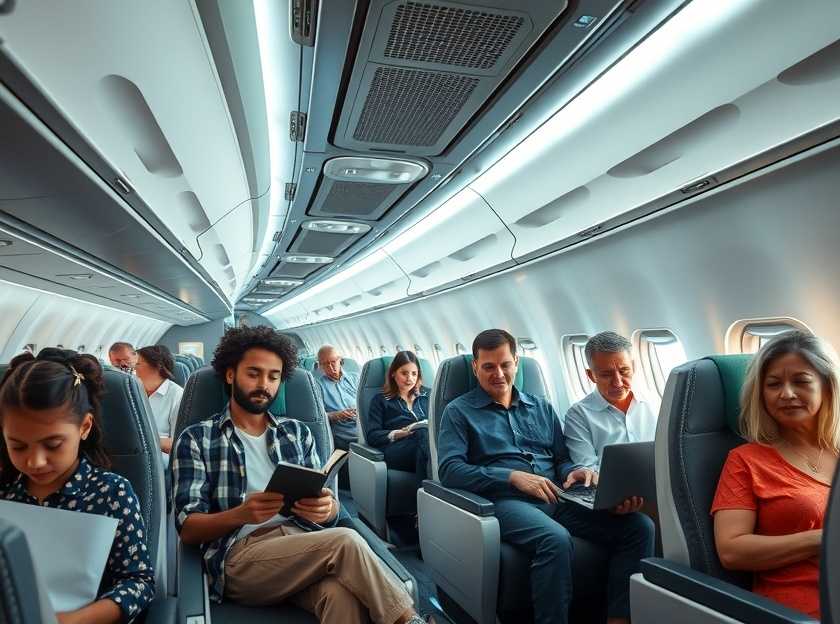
[0, 348, 155, 624]
[365, 351, 432, 483]
[437, 329, 654, 624]
[171, 326, 434, 624]
[314, 344, 359, 451]
[135, 345, 184, 455]
[712, 331, 839, 619]
[108, 341, 137, 373]
[564, 332, 657, 503]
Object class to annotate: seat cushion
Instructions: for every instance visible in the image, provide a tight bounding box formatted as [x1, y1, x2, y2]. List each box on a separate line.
[386, 468, 419, 515]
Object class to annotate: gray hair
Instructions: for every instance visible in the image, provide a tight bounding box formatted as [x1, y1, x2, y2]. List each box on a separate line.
[585, 331, 632, 367]
[317, 344, 337, 360]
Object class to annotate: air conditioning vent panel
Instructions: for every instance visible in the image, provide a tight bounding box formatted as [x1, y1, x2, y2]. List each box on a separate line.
[335, 0, 567, 156]
[308, 178, 410, 220]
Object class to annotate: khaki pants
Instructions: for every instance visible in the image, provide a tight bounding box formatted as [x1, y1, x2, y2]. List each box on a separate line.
[224, 525, 414, 624]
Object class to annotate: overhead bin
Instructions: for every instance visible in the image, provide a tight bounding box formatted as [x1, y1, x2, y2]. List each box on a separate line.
[0, 0, 261, 303]
[469, 0, 840, 261]
[385, 188, 515, 296]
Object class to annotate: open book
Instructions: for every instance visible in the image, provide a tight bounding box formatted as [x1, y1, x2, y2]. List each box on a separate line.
[407, 419, 428, 431]
[265, 448, 349, 515]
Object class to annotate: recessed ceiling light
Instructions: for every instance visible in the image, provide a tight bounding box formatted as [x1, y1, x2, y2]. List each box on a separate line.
[283, 255, 333, 264]
[262, 278, 303, 287]
[120, 293, 141, 299]
[301, 220, 371, 235]
[243, 297, 273, 304]
[323, 157, 428, 184]
[0, 240, 13, 247]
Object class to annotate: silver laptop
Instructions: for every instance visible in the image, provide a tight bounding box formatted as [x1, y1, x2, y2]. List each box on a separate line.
[559, 441, 656, 510]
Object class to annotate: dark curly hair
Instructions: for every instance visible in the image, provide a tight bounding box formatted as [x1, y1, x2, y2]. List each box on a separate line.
[212, 326, 299, 390]
[0, 348, 110, 484]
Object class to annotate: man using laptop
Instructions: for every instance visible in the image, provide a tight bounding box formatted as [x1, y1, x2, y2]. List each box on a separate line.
[172, 326, 432, 624]
[563, 332, 657, 491]
[437, 329, 654, 624]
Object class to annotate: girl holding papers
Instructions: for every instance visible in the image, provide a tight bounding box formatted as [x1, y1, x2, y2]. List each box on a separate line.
[0, 349, 154, 624]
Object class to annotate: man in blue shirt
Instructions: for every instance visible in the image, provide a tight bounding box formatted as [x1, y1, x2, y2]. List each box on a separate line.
[437, 329, 654, 624]
[314, 345, 359, 450]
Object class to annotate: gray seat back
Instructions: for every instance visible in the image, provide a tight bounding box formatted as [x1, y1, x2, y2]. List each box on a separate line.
[0, 519, 47, 623]
[173, 367, 336, 488]
[342, 357, 361, 375]
[172, 360, 190, 388]
[356, 355, 435, 445]
[823, 460, 840, 623]
[429, 355, 547, 479]
[656, 355, 752, 589]
[186, 355, 201, 370]
[100, 367, 167, 592]
[175, 354, 196, 373]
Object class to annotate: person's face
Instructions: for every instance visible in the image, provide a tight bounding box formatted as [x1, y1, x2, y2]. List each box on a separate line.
[392, 362, 420, 395]
[133, 355, 155, 386]
[762, 352, 825, 431]
[319, 349, 343, 381]
[2, 406, 92, 493]
[110, 347, 135, 371]
[226, 348, 283, 415]
[587, 350, 634, 405]
[473, 344, 518, 402]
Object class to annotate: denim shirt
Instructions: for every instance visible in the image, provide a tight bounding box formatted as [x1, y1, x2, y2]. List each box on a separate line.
[315, 371, 359, 441]
[171, 406, 338, 603]
[437, 386, 578, 500]
[365, 388, 430, 448]
[0, 458, 155, 622]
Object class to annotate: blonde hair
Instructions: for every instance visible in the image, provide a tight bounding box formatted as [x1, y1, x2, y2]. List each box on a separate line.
[740, 330, 840, 452]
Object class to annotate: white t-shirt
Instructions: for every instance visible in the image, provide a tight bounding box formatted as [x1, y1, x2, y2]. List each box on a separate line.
[148, 378, 183, 439]
[235, 427, 288, 540]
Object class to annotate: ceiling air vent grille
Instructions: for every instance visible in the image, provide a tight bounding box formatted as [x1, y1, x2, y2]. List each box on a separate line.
[385, 2, 525, 70]
[288, 228, 358, 257]
[318, 180, 399, 217]
[353, 67, 479, 146]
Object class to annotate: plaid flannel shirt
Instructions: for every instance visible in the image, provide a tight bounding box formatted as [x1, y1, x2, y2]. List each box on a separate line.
[171, 406, 335, 602]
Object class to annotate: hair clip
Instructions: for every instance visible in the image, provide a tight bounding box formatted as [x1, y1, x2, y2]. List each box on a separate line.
[68, 365, 85, 387]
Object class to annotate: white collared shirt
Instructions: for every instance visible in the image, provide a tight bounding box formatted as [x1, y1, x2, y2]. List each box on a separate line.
[148, 378, 184, 439]
[563, 389, 658, 470]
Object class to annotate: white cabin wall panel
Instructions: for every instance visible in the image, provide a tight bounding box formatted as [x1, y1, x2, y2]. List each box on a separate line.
[0, 281, 170, 362]
[473, 0, 840, 259]
[283, 145, 840, 412]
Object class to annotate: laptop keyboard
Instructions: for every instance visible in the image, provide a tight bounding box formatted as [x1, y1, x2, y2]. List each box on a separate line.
[563, 485, 597, 505]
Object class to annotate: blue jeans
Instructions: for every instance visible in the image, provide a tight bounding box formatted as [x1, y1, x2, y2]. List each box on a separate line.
[493, 498, 654, 624]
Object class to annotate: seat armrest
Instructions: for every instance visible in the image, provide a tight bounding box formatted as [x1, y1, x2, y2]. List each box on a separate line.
[141, 596, 178, 624]
[176, 540, 209, 623]
[422, 480, 495, 516]
[350, 442, 385, 462]
[641, 558, 817, 624]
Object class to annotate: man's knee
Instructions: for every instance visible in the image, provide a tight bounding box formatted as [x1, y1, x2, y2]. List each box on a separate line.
[331, 527, 369, 552]
[538, 523, 573, 556]
[624, 512, 656, 552]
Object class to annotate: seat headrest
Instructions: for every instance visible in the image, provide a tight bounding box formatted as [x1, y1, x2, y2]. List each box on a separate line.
[342, 357, 361, 375]
[0, 519, 44, 623]
[172, 361, 190, 388]
[705, 355, 751, 433]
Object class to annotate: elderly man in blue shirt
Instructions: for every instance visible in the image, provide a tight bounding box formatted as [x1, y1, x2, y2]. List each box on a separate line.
[437, 329, 654, 624]
[314, 345, 359, 451]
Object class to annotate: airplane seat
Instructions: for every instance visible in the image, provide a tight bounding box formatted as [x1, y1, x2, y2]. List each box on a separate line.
[0, 362, 7, 379]
[349, 355, 435, 539]
[630, 355, 818, 623]
[171, 360, 190, 388]
[342, 356, 361, 375]
[0, 518, 53, 623]
[418, 354, 609, 624]
[823, 459, 840, 623]
[299, 355, 317, 371]
[98, 367, 177, 621]
[171, 366, 419, 623]
[185, 354, 201, 371]
[174, 354, 196, 374]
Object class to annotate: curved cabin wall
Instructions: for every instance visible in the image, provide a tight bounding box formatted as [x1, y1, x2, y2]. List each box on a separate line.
[0, 281, 170, 363]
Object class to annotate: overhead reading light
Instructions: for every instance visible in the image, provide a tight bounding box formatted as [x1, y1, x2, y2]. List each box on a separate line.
[243, 297, 273, 304]
[263, 278, 304, 287]
[0, 240, 13, 247]
[120, 293, 141, 299]
[301, 220, 372, 235]
[323, 157, 428, 184]
[283, 255, 334, 264]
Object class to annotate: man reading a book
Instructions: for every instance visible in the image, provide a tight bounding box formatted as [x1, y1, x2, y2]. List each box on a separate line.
[171, 326, 431, 624]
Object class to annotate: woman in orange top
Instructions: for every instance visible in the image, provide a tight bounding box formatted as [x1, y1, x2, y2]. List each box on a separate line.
[712, 331, 840, 618]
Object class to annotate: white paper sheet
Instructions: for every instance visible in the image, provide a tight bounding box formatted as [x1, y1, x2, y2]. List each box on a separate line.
[0, 500, 118, 613]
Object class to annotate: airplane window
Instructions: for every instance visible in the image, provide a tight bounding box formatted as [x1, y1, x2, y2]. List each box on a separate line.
[432, 343, 444, 366]
[455, 342, 467, 355]
[562, 334, 594, 401]
[517, 338, 557, 405]
[380, 345, 388, 355]
[726, 317, 813, 354]
[634, 329, 687, 398]
[396, 344, 404, 352]
[367, 346, 375, 359]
